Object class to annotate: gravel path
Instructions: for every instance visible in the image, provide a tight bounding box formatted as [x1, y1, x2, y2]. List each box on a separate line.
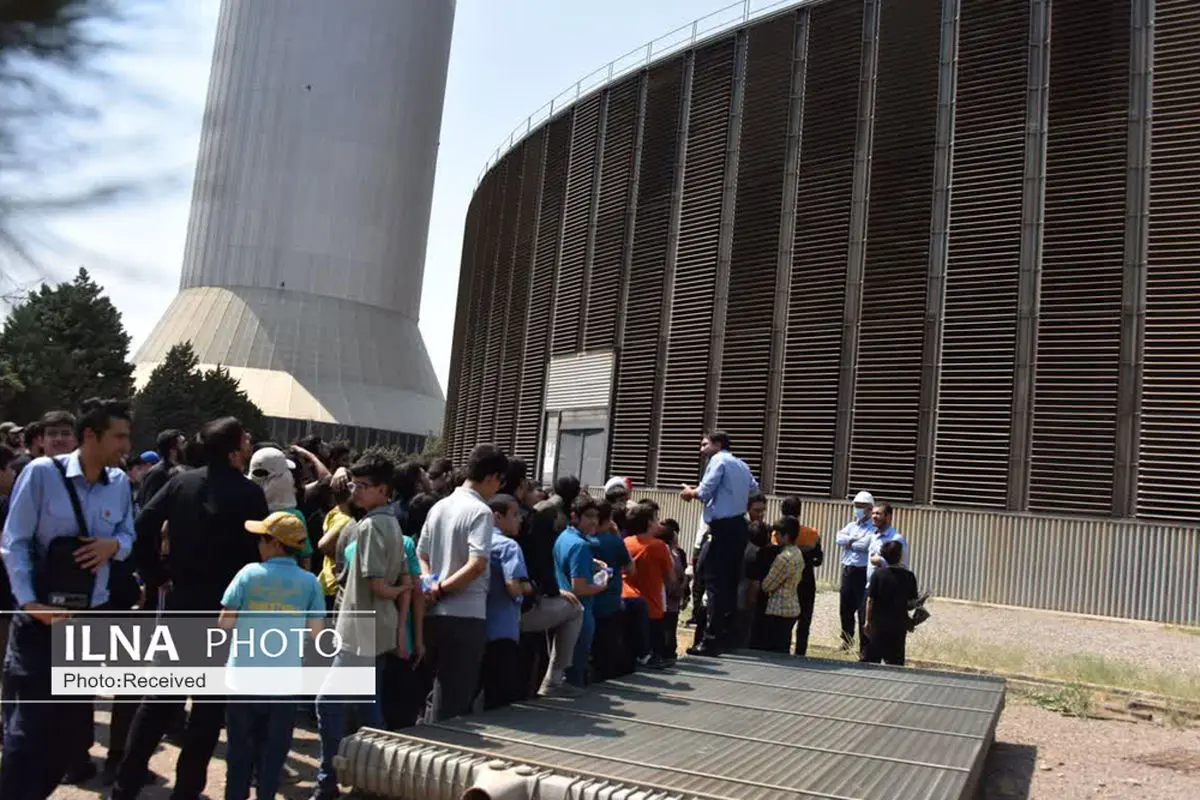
[807, 588, 1200, 691]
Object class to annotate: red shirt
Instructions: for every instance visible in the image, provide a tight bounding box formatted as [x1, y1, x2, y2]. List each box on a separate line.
[621, 535, 673, 620]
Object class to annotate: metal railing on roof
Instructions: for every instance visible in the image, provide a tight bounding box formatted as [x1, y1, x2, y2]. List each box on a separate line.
[475, 0, 805, 185]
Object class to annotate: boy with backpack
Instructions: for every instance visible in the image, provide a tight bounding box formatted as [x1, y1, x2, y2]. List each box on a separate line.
[862, 540, 919, 666]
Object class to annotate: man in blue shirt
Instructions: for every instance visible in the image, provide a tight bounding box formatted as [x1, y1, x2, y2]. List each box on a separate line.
[680, 431, 759, 656]
[481, 494, 531, 709]
[0, 398, 134, 799]
[551, 496, 606, 688]
[835, 490, 876, 650]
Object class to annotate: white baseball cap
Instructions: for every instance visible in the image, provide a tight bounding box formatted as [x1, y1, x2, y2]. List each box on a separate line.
[852, 490, 875, 506]
[249, 447, 296, 481]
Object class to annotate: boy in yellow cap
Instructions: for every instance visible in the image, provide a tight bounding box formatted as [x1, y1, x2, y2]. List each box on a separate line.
[218, 510, 325, 800]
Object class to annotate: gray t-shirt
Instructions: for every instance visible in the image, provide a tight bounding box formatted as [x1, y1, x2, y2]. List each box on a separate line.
[335, 507, 409, 656]
[418, 486, 492, 619]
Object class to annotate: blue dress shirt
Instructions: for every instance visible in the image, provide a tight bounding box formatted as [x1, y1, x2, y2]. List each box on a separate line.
[835, 518, 874, 567]
[695, 449, 760, 523]
[866, 526, 909, 583]
[1, 452, 134, 608]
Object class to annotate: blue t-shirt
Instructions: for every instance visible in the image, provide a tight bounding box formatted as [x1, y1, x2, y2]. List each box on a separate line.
[588, 531, 631, 619]
[221, 556, 325, 673]
[553, 526, 595, 612]
[486, 530, 528, 642]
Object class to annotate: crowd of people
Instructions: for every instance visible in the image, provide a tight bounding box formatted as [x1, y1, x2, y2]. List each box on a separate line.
[0, 404, 923, 800]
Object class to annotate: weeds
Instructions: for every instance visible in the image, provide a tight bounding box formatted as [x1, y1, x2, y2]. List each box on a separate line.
[1023, 684, 1095, 718]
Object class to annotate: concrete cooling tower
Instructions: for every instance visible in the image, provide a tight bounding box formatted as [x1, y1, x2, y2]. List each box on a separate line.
[135, 0, 453, 448]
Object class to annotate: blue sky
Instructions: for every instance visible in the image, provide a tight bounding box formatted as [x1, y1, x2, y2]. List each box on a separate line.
[18, 0, 764, 392]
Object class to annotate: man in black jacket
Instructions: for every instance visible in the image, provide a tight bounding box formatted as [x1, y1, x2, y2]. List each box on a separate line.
[135, 429, 185, 509]
[110, 417, 267, 800]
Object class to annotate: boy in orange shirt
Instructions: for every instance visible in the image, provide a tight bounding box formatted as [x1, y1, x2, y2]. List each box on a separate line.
[622, 500, 675, 668]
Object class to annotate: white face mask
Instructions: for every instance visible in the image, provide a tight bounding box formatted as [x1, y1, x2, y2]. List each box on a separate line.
[854, 507, 866, 521]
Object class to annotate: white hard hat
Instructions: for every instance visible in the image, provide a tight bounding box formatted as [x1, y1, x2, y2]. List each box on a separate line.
[852, 490, 875, 506]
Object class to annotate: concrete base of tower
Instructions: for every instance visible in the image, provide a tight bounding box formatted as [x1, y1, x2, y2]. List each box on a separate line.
[134, 286, 444, 437]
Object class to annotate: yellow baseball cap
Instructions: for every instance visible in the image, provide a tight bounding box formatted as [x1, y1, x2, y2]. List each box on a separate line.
[245, 511, 309, 550]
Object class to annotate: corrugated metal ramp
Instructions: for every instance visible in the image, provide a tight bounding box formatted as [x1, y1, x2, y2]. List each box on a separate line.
[337, 652, 1005, 799]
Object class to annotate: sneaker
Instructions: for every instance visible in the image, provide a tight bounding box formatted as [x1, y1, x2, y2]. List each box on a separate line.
[539, 680, 584, 698]
[645, 656, 672, 670]
[636, 654, 651, 667]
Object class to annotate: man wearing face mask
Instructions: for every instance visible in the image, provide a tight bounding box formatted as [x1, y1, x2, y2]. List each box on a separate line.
[835, 490, 875, 650]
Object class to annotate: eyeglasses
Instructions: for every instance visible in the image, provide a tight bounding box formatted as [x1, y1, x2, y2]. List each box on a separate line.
[348, 481, 379, 492]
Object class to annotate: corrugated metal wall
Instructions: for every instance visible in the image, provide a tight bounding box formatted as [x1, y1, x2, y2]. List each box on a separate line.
[617, 488, 1200, 626]
[444, 0, 1200, 619]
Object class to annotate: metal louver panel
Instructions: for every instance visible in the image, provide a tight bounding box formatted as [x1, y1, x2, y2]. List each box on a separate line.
[774, 0, 862, 497]
[552, 95, 603, 356]
[847, 0, 940, 504]
[1028, 0, 1129, 513]
[609, 58, 685, 485]
[1139, 0, 1200, 519]
[715, 15, 796, 479]
[932, 0, 1028, 507]
[445, 190, 483, 461]
[495, 131, 547, 454]
[656, 40, 737, 488]
[466, 161, 508, 452]
[458, 172, 501, 462]
[584, 77, 640, 351]
[514, 114, 573, 465]
[477, 144, 525, 449]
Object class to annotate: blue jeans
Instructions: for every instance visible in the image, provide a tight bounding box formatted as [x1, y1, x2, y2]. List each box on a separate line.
[224, 700, 295, 800]
[566, 606, 595, 687]
[315, 652, 386, 795]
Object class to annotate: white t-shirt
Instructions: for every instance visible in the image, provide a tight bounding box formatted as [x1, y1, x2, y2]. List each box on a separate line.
[418, 486, 493, 619]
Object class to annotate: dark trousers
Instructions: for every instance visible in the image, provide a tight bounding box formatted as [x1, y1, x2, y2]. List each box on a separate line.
[623, 596, 651, 660]
[839, 565, 867, 646]
[648, 616, 670, 659]
[1, 670, 93, 799]
[794, 575, 816, 657]
[662, 611, 679, 658]
[424, 615, 487, 722]
[591, 612, 630, 680]
[1, 613, 93, 800]
[862, 629, 907, 666]
[113, 698, 227, 799]
[761, 614, 797, 654]
[106, 699, 139, 768]
[380, 653, 422, 729]
[518, 631, 550, 698]
[701, 516, 749, 652]
[225, 700, 295, 800]
[480, 638, 523, 710]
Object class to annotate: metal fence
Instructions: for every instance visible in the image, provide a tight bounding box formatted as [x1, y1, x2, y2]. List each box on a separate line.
[613, 489, 1200, 626]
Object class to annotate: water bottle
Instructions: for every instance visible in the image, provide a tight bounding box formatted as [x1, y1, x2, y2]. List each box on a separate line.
[421, 573, 440, 592]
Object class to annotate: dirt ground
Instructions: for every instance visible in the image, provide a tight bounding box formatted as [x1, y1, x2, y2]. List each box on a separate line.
[37, 691, 1200, 800]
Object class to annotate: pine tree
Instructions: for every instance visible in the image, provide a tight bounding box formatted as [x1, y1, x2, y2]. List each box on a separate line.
[130, 342, 205, 447]
[197, 365, 267, 443]
[0, 267, 134, 421]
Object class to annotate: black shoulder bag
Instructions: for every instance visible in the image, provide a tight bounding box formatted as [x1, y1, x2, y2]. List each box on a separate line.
[40, 458, 98, 610]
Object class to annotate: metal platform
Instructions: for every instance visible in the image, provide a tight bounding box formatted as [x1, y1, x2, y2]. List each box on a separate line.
[337, 652, 1006, 799]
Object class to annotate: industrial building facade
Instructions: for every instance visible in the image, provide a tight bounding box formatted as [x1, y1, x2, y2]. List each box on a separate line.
[444, 0, 1198, 523]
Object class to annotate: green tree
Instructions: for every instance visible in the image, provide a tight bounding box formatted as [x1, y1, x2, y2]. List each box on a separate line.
[421, 434, 444, 460]
[129, 342, 205, 447]
[196, 365, 267, 443]
[0, 267, 133, 421]
[131, 342, 267, 449]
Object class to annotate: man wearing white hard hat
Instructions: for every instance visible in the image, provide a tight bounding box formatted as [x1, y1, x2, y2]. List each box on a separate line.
[834, 490, 876, 650]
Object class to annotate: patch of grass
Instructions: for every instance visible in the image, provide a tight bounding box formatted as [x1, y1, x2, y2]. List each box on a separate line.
[905, 635, 1030, 674]
[1165, 624, 1200, 638]
[1021, 683, 1095, 718]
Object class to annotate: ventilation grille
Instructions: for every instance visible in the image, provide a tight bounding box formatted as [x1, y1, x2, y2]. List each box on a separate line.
[932, 0, 1028, 507]
[847, 0, 940, 504]
[713, 16, 795, 479]
[456, 168, 504, 463]
[609, 58, 684, 485]
[1139, 0, 1200, 519]
[774, 0, 861, 497]
[477, 156, 522, 447]
[466, 163, 508, 456]
[1028, 0, 1129, 514]
[514, 114, 573, 465]
[445, 190, 483, 463]
[552, 95, 602, 356]
[657, 40, 737, 488]
[495, 132, 546, 455]
[584, 76, 640, 351]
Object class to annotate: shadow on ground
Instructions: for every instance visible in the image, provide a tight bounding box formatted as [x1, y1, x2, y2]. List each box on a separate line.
[977, 741, 1037, 799]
